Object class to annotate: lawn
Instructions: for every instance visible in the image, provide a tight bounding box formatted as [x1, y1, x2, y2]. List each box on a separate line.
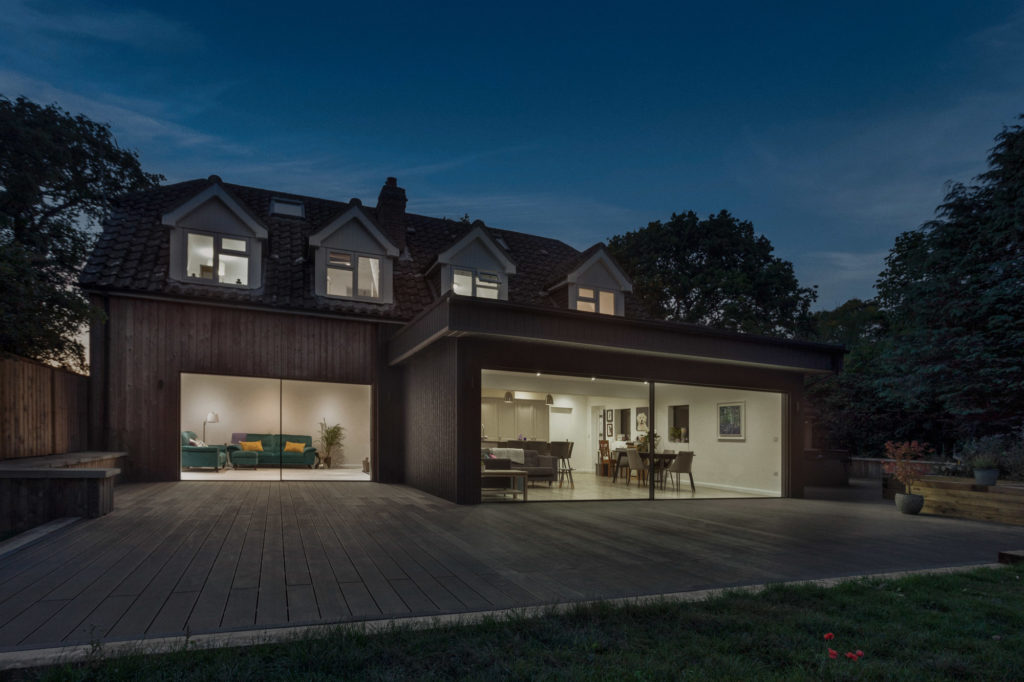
[13, 566, 1024, 681]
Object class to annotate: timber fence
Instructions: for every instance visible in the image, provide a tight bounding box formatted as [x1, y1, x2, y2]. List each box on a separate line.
[0, 355, 89, 461]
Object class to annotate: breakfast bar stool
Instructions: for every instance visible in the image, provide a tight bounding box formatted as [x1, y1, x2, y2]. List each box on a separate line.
[552, 441, 575, 488]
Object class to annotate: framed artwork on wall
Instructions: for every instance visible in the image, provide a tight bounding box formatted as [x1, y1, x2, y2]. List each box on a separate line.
[717, 401, 745, 441]
[604, 409, 613, 423]
[635, 407, 649, 433]
[605, 422, 614, 438]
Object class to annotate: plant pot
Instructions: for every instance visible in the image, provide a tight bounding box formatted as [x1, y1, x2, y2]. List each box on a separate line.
[895, 492, 924, 515]
[973, 468, 999, 486]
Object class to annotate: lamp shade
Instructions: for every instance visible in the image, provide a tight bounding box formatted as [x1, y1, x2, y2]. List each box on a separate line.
[545, 394, 554, 405]
[503, 391, 514, 403]
[205, 411, 219, 424]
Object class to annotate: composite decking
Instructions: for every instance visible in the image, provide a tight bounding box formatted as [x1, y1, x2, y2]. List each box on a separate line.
[1, 480, 1023, 652]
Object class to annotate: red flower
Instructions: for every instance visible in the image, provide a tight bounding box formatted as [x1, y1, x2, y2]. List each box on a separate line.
[856, 650, 864, 657]
[828, 649, 838, 659]
[845, 652, 858, 660]
[824, 633, 834, 640]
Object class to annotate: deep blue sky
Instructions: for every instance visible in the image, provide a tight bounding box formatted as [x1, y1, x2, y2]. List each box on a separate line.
[3, 1, 1022, 308]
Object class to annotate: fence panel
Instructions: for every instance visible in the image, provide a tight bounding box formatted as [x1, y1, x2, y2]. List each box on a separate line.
[0, 356, 89, 460]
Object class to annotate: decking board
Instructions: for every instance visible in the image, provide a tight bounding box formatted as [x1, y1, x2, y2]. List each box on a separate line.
[1, 481, 1023, 653]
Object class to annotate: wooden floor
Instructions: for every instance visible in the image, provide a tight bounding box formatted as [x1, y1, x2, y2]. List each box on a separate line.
[1, 480, 1023, 652]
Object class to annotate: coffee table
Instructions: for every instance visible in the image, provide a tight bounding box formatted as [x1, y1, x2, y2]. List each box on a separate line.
[481, 469, 528, 501]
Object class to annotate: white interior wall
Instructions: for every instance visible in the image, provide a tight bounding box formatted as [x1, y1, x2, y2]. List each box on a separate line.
[655, 384, 782, 496]
[181, 374, 280, 445]
[180, 373, 371, 465]
[282, 380, 371, 465]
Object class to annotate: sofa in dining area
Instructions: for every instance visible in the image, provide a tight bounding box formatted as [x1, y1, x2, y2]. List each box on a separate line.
[227, 433, 319, 469]
[482, 447, 557, 486]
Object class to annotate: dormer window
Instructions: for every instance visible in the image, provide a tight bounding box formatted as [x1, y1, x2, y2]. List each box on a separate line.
[452, 267, 500, 299]
[185, 232, 250, 286]
[326, 251, 381, 300]
[165, 182, 267, 290]
[310, 206, 397, 304]
[575, 287, 616, 315]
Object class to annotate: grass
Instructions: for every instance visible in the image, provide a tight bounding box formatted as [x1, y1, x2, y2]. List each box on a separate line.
[12, 566, 1024, 681]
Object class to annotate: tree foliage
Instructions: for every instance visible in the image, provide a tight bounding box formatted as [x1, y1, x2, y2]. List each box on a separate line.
[0, 95, 162, 370]
[607, 210, 817, 337]
[809, 116, 1024, 454]
[874, 115, 1024, 440]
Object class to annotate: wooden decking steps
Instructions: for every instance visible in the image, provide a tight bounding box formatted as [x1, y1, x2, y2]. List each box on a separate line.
[917, 476, 1024, 526]
[0, 451, 128, 535]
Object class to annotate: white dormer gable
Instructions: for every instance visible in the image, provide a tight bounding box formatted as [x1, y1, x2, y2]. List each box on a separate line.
[429, 224, 516, 300]
[165, 181, 267, 289]
[309, 205, 398, 303]
[552, 246, 632, 317]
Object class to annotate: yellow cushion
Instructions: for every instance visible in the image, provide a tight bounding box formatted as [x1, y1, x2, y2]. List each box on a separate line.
[283, 441, 305, 453]
[239, 440, 263, 452]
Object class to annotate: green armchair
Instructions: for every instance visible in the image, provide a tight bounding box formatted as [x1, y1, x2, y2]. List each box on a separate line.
[181, 431, 227, 470]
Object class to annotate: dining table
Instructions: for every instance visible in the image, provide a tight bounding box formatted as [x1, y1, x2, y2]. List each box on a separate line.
[611, 449, 677, 487]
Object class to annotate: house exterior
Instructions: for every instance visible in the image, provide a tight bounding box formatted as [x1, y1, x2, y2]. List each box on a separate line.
[81, 175, 843, 504]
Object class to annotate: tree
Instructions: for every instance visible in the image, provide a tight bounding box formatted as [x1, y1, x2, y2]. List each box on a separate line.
[804, 299, 903, 455]
[607, 210, 817, 337]
[875, 115, 1024, 440]
[0, 95, 162, 370]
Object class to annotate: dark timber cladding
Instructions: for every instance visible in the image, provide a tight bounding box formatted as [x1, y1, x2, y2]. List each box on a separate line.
[400, 338, 464, 503]
[90, 295, 379, 481]
[390, 296, 845, 503]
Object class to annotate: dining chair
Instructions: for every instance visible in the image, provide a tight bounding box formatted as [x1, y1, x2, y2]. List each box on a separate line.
[665, 451, 696, 492]
[626, 447, 648, 486]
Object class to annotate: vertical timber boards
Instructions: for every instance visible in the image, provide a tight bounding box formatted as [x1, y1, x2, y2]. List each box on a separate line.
[401, 338, 461, 503]
[96, 296, 378, 481]
[0, 356, 89, 460]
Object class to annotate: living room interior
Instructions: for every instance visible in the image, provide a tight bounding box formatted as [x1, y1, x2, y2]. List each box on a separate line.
[481, 370, 783, 501]
[179, 373, 371, 481]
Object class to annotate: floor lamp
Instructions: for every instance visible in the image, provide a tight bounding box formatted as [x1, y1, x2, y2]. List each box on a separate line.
[203, 411, 219, 442]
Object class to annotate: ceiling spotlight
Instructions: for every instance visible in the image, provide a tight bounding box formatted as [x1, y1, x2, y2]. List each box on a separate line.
[590, 377, 596, 381]
[536, 372, 541, 376]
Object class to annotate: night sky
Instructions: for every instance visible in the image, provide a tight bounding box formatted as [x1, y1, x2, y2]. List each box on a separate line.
[3, 0, 1022, 308]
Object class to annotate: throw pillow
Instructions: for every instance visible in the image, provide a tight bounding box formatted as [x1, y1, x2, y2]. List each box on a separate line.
[188, 438, 199, 446]
[240, 440, 263, 452]
[283, 441, 305, 453]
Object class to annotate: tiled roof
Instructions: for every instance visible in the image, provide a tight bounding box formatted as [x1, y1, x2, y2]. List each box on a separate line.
[81, 177, 637, 322]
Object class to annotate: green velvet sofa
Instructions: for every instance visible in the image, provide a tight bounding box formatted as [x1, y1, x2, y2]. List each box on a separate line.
[228, 434, 318, 469]
[180, 431, 228, 470]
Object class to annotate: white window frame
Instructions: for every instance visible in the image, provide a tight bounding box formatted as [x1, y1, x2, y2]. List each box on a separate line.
[185, 230, 251, 287]
[452, 266, 502, 299]
[575, 286, 617, 315]
[324, 249, 383, 301]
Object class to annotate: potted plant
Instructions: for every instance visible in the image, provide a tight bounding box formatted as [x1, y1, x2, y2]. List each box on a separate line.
[882, 440, 932, 514]
[317, 418, 345, 469]
[637, 431, 660, 453]
[962, 435, 1003, 486]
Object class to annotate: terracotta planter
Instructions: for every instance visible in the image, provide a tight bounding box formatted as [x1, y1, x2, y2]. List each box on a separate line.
[973, 468, 999, 486]
[895, 492, 924, 515]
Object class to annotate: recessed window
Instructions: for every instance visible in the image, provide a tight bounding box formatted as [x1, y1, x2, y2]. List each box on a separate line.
[327, 251, 380, 300]
[270, 198, 304, 217]
[452, 267, 501, 299]
[186, 232, 249, 286]
[575, 287, 616, 315]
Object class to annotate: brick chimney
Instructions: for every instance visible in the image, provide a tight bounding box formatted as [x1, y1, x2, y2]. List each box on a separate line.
[375, 177, 407, 254]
